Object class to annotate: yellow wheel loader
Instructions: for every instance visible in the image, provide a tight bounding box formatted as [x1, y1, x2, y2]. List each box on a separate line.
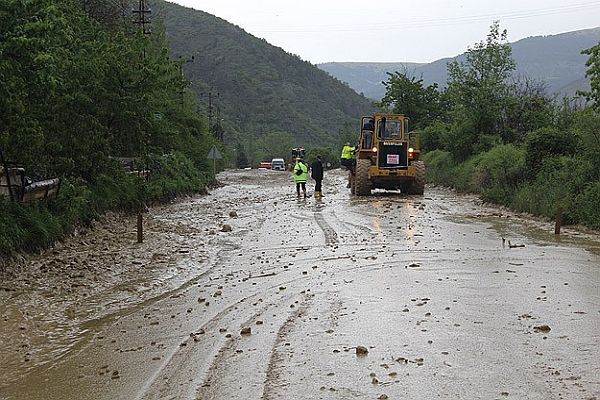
[351, 113, 425, 196]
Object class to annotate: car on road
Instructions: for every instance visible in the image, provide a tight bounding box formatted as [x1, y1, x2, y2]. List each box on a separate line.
[271, 158, 285, 171]
[258, 162, 272, 169]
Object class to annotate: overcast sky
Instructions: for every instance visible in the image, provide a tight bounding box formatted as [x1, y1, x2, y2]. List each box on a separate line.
[169, 0, 600, 64]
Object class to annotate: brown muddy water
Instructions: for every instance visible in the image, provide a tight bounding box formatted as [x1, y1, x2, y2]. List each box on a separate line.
[0, 169, 599, 400]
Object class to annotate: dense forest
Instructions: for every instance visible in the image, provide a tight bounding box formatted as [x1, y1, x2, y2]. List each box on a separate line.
[0, 0, 219, 256]
[379, 22, 600, 229]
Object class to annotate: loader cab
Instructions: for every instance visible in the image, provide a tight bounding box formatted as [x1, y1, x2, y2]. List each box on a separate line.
[373, 115, 410, 168]
[360, 117, 374, 149]
[378, 117, 404, 139]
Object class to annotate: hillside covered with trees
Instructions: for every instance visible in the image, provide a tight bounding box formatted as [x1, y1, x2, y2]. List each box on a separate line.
[378, 22, 600, 229]
[156, 0, 374, 150]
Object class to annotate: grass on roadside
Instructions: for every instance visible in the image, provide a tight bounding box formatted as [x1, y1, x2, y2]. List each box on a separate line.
[0, 152, 209, 257]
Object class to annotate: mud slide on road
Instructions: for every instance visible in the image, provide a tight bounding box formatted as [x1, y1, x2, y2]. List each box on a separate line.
[1, 169, 599, 400]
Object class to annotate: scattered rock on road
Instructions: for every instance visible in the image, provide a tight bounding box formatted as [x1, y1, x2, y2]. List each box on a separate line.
[221, 224, 232, 232]
[356, 346, 369, 356]
[534, 325, 551, 333]
[240, 327, 252, 336]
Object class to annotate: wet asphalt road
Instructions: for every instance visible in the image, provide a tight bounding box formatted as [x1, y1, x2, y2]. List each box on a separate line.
[0, 169, 599, 400]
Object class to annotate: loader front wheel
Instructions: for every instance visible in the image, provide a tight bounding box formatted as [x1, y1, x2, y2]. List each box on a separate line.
[405, 161, 425, 195]
[354, 159, 372, 196]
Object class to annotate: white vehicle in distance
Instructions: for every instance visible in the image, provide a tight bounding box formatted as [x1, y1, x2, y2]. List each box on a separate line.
[271, 158, 285, 171]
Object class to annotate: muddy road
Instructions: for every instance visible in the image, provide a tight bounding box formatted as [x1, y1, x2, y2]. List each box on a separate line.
[1, 169, 599, 400]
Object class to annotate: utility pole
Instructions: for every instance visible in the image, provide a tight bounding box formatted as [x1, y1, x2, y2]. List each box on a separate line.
[206, 90, 222, 140]
[215, 104, 224, 141]
[132, 0, 151, 243]
[132, 0, 151, 35]
[178, 55, 195, 106]
[208, 91, 213, 132]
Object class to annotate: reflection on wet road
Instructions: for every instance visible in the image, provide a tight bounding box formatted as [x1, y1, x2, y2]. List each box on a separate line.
[1, 169, 599, 400]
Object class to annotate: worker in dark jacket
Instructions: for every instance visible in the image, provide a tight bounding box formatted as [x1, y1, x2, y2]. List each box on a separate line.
[310, 155, 324, 198]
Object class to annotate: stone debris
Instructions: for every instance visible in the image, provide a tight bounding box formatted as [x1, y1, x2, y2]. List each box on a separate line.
[221, 224, 232, 232]
[533, 325, 551, 333]
[240, 327, 252, 336]
[356, 346, 369, 356]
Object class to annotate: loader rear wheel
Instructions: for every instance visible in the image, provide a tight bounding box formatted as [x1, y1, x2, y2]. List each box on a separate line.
[355, 159, 372, 196]
[405, 161, 425, 195]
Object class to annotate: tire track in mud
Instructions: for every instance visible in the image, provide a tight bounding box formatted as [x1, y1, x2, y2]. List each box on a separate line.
[262, 294, 313, 400]
[313, 211, 338, 246]
[193, 292, 311, 400]
[138, 292, 275, 400]
[139, 261, 316, 400]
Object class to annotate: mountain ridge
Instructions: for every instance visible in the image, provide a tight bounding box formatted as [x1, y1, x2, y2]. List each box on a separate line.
[318, 27, 600, 100]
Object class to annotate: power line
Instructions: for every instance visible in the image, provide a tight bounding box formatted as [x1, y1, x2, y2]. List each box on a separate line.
[245, 1, 600, 33]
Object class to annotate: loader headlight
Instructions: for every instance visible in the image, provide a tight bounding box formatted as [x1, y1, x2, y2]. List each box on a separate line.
[372, 147, 378, 152]
[408, 147, 414, 153]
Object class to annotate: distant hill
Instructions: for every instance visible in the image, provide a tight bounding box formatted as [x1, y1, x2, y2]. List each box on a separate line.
[318, 27, 600, 100]
[156, 1, 373, 145]
[318, 62, 426, 99]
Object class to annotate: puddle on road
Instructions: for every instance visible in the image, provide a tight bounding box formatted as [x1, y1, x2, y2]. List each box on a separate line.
[451, 210, 600, 258]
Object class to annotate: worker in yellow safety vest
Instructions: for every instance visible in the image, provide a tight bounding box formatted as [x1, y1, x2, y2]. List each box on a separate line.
[340, 142, 356, 171]
[293, 158, 308, 198]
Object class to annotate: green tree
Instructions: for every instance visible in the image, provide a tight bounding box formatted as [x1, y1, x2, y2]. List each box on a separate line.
[305, 146, 338, 168]
[446, 21, 516, 141]
[378, 69, 443, 128]
[0, 0, 214, 180]
[524, 127, 578, 176]
[253, 131, 294, 164]
[234, 145, 249, 168]
[500, 76, 554, 142]
[580, 40, 600, 110]
[337, 121, 358, 150]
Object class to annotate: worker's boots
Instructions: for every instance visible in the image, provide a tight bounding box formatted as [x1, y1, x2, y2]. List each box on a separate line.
[314, 191, 321, 198]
